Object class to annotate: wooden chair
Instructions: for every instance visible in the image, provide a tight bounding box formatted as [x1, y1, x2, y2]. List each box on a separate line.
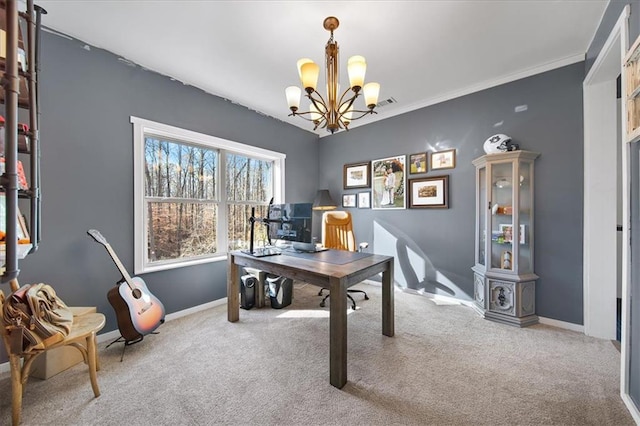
[318, 211, 369, 309]
[0, 279, 105, 426]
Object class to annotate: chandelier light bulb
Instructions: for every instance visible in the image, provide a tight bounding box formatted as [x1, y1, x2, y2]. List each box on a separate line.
[300, 61, 320, 92]
[347, 56, 366, 90]
[363, 82, 380, 109]
[285, 86, 302, 111]
[297, 58, 314, 79]
[309, 102, 322, 122]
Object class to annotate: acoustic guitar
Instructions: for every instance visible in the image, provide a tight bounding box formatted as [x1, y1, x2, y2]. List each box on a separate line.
[87, 229, 165, 342]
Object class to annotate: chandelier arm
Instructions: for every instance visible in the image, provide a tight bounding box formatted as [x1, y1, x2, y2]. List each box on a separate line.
[345, 109, 378, 121]
[288, 110, 329, 129]
[307, 90, 329, 113]
[288, 111, 319, 121]
[337, 87, 358, 111]
[288, 110, 326, 123]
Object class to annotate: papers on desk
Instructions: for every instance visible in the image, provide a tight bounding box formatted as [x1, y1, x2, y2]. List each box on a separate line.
[242, 246, 282, 257]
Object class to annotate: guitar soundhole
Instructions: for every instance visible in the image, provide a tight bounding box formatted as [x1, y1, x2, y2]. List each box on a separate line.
[132, 288, 142, 299]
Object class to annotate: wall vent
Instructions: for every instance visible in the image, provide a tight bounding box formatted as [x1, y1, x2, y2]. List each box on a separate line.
[376, 97, 397, 108]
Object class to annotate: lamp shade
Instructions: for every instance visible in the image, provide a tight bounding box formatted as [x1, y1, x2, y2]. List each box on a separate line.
[297, 58, 314, 79]
[285, 86, 301, 110]
[363, 82, 380, 108]
[300, 61, 320, 91]
[312, 189, 337, 210]
[347, 55, 366, 89]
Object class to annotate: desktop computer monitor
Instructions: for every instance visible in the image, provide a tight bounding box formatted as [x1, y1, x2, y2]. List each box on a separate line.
[267, 202, 315, 252]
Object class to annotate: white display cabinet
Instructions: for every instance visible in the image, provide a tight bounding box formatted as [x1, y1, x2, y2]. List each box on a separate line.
[471, 150, 539, 327]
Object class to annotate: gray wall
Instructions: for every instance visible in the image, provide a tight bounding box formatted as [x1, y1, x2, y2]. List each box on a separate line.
[0, 31, 319, 362]
[318, 62, 585, 324]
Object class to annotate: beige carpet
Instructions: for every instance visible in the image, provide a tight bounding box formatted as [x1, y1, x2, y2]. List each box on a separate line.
[0, 282, 634, 425]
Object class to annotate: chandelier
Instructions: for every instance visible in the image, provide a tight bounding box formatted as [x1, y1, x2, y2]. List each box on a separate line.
[285, 16, 380, 134]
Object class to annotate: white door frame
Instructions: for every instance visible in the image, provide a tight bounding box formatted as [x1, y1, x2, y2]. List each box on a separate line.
[583, 5, 639, 422]
[583, 5, 627, 341]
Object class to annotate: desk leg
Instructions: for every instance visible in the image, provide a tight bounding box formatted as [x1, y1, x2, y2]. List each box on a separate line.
[382, 260, 395, 337]
[227, 254, 239, 322]
[329, 275, 347, 388]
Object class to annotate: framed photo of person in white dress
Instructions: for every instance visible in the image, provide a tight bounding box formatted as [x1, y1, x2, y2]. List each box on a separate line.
[371, 155, 405, 210]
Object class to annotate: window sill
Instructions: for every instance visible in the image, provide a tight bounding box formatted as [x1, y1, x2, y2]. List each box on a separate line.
[136, 253, 228, 275]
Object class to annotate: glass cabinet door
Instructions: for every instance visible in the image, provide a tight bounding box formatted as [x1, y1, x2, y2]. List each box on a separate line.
[478, 165, 486, 266]
[517, 160, 533, 273]
[490, 161, 514, 271]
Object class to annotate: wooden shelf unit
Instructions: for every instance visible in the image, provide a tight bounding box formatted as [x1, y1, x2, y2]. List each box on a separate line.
[0, 0, 45, 281]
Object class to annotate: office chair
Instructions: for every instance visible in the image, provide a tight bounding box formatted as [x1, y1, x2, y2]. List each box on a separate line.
[318, 210, 369, 310]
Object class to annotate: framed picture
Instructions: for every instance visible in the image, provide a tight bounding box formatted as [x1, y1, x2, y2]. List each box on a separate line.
[343, 162, 371, 189]
[499, 224, 526, 244]
[358, 191, 371, 209]
[371, 155, 406, 209]
[408, 175, 449, 208]
[409, 152, 427, 174]
[342, 193, 357, 208]
[431, 149, 456, 170]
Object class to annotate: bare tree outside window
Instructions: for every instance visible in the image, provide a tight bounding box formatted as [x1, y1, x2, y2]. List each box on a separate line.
[226, 153, 273, 251]
[144, 137, 218, 262]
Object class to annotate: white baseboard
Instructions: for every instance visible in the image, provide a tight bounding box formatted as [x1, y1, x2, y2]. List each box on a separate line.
[537, 316, 584, 333]
[399, 285, 585, 333]
[399, 286, 476, 308]
[0, 298, 228, 375]
[621, 393, 640, 424]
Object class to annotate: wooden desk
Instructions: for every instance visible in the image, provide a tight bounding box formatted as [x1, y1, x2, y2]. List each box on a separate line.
[227, 250, 394, 388]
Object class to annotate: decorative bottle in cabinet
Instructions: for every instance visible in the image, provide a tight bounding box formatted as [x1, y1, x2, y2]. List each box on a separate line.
[471, 150, 539, 327]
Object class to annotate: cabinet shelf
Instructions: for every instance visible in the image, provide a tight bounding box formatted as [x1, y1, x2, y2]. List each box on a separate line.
[0, 243, 32, 260]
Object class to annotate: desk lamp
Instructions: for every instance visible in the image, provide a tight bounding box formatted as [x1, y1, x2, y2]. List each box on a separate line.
[312, 189, 337, 210]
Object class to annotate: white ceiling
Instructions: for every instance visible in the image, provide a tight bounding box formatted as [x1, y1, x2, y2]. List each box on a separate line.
[35, 1, 608, 137]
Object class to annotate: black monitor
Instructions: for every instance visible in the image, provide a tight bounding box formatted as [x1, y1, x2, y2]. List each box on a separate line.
[267, 202, 315, 252]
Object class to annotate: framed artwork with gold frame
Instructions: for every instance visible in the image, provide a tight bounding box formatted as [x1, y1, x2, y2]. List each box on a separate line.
[431, 149, 456, 170]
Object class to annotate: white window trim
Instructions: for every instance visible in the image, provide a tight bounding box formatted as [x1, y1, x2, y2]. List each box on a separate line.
[131, 116, 286, 274]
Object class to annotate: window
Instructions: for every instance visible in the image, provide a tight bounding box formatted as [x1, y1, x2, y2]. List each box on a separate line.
[132, 117, 285, 273]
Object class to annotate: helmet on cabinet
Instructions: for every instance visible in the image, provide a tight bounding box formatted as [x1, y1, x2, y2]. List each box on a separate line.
[483, 134, 519, 154]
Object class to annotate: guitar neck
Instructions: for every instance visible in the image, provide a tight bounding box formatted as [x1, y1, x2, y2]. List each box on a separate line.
[103, 243, 136, 290]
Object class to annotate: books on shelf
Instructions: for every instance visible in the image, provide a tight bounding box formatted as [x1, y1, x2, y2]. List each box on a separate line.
[0, 115, 30, 153]
[0, 157, 28, 190]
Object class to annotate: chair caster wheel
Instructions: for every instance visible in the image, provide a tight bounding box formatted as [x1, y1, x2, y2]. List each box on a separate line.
[364, 295, 370, 300]
[318, 290, 323, 296]
[320, 301, 326, 307]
